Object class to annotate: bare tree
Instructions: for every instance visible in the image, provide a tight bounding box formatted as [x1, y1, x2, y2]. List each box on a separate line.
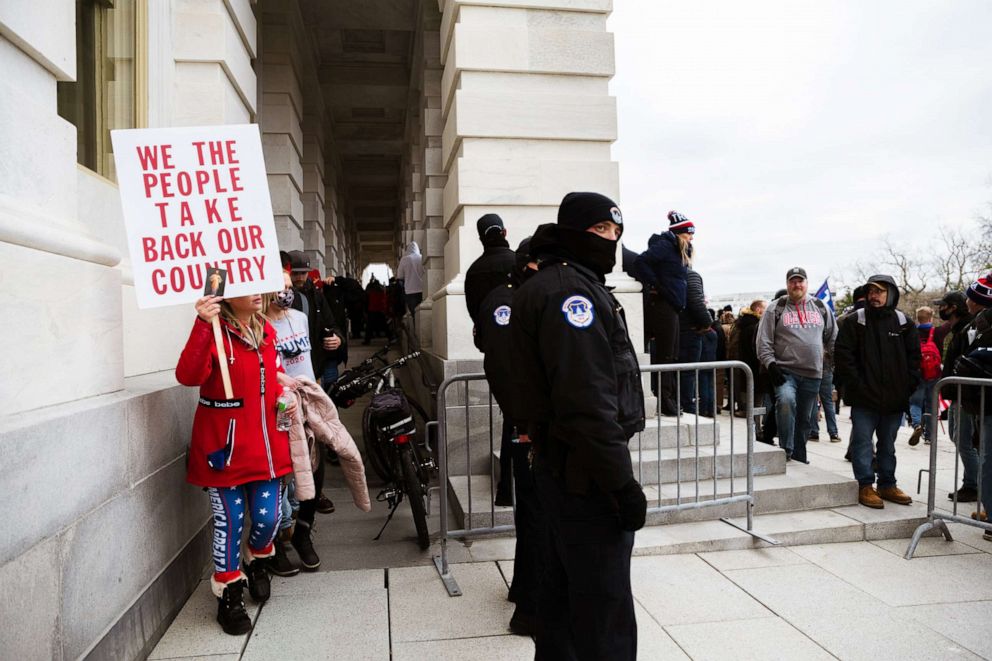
[930, 224, 982, 291]
[977, 202, 992, 271]
[877, 235, 929, 296]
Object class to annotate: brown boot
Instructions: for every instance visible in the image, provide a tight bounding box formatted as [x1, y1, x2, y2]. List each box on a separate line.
[878, 486, 912, 505]
[859, 485, 884, 509]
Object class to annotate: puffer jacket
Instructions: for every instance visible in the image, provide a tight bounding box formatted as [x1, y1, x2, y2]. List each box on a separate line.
[834, 275, 921, 414]
[176, 318, 293, 488]
[288, 379, 372, 511]
[630, 231, 687, 311]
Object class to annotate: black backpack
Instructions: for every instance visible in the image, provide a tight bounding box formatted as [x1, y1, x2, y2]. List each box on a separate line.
[368, 388, 416, 436]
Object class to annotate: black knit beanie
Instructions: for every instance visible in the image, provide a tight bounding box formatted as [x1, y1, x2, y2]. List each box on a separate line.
[557, 192, 623, 232]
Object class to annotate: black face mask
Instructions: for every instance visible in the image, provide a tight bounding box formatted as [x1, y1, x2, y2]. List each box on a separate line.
[558, 227, 617, 277]
[938, 308, 951, 321]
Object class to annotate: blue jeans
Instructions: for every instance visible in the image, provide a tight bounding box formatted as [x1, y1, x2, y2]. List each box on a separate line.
[808, 368, 839, 439]
[850, 407, 901, 488]
[952, 412, 990, 514]
[909, 379, 937, 437]
[698, 329, 717, 414]
[279, 477, 298, 531]
[774, 371, 821, 462]
[678, 329, 703, 412]
[322, 362, 340, 389]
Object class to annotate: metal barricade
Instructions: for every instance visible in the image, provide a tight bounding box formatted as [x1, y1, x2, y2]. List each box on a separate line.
[433, 361, 779, 597]
[905, 376, 991, 559]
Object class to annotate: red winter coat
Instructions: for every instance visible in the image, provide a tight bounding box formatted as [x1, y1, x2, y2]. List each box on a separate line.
[176, 317, 293, 488]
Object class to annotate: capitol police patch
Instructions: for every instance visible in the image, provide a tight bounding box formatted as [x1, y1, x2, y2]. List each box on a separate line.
[561, 295, 594, 328]
[493, 305, 511, 326]
[610, 206, 623, 225]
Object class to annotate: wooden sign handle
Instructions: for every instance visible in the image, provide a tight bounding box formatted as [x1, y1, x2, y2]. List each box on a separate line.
[211, 316, 234, 399]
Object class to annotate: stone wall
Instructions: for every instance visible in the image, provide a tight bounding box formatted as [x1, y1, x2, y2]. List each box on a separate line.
[0, 1, 257, 658]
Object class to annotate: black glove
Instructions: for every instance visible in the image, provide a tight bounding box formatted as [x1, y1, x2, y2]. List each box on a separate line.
[614, 479, 647, 532]
[768, 362, 786, 387]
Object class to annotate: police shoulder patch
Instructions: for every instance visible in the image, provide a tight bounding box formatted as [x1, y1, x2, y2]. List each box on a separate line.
[561, 295, 594, 328]
[493, 305, 511, 326]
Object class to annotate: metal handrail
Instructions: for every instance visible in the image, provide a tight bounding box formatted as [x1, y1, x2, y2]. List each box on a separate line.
[432, 360, 778, 596]
[906, 375, 992, 559]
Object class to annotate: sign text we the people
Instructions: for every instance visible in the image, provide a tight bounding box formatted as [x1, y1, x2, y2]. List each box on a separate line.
[112, 124, 283, 309]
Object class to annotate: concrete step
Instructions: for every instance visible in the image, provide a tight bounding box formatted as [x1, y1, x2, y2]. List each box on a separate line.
[629, 440, 785, 486]
[447, 462, 853, 531]
[458, 503, 940, 563]
[488, 433, 771, 490]
[631, 416, 720, 449]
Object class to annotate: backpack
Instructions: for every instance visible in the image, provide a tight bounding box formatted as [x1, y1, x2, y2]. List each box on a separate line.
[919, 327, 942, 381]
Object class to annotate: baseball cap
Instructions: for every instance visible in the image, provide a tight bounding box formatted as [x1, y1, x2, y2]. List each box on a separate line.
[476, 214, 505, 240]
[932, 291, 966, 308]
[785, 267, 807, 281]
[288, 250, 311, 273]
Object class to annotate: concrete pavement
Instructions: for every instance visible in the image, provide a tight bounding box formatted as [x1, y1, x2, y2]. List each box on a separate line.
[150, 341, 992, 659]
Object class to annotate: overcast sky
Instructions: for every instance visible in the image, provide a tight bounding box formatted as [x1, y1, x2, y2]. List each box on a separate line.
[609, 0, 992, 297]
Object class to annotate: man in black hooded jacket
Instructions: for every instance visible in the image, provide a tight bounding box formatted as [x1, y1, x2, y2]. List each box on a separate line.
[512, 192, 645, 660]
[834, 274, 919, 509]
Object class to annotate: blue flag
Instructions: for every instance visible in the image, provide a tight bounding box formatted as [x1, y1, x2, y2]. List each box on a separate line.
[815, 278, 835, 314]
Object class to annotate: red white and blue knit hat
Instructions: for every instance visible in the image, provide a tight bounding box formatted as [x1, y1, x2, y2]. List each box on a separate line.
[966, 272, 992, 307]
[668, 210, 695, 235]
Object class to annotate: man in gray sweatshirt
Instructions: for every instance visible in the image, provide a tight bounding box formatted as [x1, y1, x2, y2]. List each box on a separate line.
[756, 267, 837, 463]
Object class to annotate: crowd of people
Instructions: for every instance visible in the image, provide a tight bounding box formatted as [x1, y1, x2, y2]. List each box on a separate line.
[465, 196, 992, 658]
[173, 191, 990, 653]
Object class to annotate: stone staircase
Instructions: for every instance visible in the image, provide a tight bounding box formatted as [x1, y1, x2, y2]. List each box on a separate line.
[443, 413, 935, 550]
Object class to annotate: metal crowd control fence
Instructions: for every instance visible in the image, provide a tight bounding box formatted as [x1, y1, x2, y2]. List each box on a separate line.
[433, 361, 779, 597]
[905, 376, 991, 559]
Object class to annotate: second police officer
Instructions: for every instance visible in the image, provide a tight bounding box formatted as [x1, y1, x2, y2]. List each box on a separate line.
[512, 192, 647, 660]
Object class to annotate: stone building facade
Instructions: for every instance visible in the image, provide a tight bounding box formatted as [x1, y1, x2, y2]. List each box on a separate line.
[0, 1, 638, 658]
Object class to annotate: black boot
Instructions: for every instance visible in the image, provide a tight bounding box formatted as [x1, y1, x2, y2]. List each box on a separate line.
[269, 538, 300, 577]
[216, 579, 252, 635]
[245, 558, 271, 603]
[291, 521, 321, 571]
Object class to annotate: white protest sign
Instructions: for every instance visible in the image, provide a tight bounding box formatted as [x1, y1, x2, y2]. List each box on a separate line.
[111, 124, 283, 309]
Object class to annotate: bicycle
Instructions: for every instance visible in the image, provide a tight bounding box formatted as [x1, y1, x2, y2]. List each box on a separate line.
[328, 349, 435, 549]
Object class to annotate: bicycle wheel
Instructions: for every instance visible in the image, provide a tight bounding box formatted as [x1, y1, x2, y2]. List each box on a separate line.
[362, 407, 394, 483]
[399, 446, 430, 550]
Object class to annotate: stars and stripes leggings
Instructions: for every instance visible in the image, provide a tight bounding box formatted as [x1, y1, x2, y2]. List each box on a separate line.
[206, 478, 283, 583]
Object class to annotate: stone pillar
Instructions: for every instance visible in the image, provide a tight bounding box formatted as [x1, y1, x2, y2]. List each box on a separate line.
[433, 1, 626, 359]
[415, 16, 447, 345]
[258, 2, 305, 252]
[301, 109, 327, 271]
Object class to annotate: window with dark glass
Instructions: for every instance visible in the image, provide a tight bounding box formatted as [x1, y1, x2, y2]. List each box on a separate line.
[57, 0, 137, 181]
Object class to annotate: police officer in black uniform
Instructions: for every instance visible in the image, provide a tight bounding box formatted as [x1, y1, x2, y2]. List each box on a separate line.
[512, 192, 647, 660]
[475, 237, 542, 636]
[465, 213, 519, 505]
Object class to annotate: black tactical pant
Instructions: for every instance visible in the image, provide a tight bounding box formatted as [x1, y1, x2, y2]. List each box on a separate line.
[533, 467, 636, 660]
[507, 440, 541, 617]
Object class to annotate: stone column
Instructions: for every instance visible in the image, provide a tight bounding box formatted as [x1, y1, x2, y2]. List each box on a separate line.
[258, 2, 304, 252]
[415, 17, 447, 346]
[301, 109, 327, 271]
[433, 0, 628, 359]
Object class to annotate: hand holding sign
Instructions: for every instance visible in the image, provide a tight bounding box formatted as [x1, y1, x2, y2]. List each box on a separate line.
[195, 295, 223, 323]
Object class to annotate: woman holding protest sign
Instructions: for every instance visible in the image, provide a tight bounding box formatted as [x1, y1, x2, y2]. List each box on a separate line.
[176, 291, 296, 635]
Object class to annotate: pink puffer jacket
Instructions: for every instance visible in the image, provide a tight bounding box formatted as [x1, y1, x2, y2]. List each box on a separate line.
[287, 379, 372, 512]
